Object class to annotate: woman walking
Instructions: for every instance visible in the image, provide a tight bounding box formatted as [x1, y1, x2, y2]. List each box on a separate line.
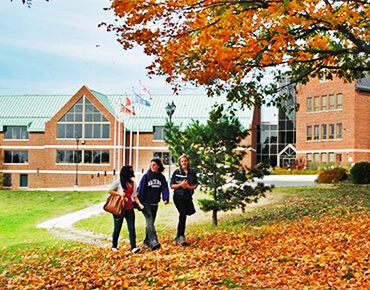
[137, 158, 169, 250]
[170, 154, 198, 246]
[108, 165, 143, 253]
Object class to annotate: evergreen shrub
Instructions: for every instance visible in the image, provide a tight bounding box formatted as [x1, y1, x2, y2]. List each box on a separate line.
[350, 162, 370, 184]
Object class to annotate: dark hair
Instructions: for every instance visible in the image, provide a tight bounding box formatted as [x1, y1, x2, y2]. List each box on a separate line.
[120, 165, 134, 190]
[150, 158, 165, 174]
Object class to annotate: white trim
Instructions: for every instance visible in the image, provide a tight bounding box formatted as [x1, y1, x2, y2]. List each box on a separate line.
[297, 148, 370, 154]
[0, 169, 115, 175]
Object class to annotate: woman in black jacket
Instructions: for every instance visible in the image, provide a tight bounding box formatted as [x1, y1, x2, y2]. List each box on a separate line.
[137, 158, 169, 250]
[170, 154, 199, 246]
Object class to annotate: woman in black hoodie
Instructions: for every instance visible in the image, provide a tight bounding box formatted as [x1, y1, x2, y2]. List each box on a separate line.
[137, 159, 169, 250]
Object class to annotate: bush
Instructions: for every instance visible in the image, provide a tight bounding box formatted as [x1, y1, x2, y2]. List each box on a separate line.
[317, 167, 348, 184]
[274, 168, 319, 175]
[350, 162, 370, 184]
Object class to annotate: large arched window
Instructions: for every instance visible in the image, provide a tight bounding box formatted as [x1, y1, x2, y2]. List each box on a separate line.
[57, 96, 110, 139]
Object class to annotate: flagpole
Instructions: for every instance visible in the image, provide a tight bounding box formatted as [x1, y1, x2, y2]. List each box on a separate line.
[123, 94, 127, 167]
[113, 103, 117, 178]
[129, 102, 133, 165]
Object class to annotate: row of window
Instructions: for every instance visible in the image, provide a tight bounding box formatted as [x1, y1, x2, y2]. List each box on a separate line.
[307, 152, 342, 163]
[307, 93, 342, 112]
[307, 123, 342, 141]
[3, 150, 109, 164]
[3, 150, 174, 166]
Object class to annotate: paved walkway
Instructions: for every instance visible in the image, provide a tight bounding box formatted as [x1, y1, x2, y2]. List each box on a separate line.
[35, 175, 318, 246]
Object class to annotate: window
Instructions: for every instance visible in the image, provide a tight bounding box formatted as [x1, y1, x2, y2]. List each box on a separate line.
[336, 123, 342, 139]
[57, 97, 110, 139]
[154, 126, 165, 140]
[307, 97, 312, 112]
[314, 125, 320, 140]
[314, 97, 320, 111]
[56, 150, 109, 164]
[4, 151, 28, 163]
[329, 124, 335, 139]
[56, 150, 81, 163]
[329, 152, 335, 163]
[84, 150, 109, 164]
[307, 153, 312, 163]
[153, 152, 172, 165]
[329, 94, 335, 110]
[321, 124, 327, 140]
[4, 126, 28, 139]
[3, 173, 11, 187]
[322, 153, 327, 163]
[336, 93, 342, 109]
[314, 153, 320, 163]
[322, 95, 328, 110]
[307, 126, 312, 141]
[336, 154, 342, 163]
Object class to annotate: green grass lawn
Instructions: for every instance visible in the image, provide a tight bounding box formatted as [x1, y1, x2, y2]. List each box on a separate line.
[0, 190, 107, 251]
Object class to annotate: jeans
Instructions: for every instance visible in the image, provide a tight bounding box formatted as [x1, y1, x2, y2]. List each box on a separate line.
[112, 209, 136, 249]
[141, 204, 160, 248]
[173, 196, 192, 237]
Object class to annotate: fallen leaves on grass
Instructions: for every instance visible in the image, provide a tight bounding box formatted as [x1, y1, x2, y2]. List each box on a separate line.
[1, 214, 370, 289]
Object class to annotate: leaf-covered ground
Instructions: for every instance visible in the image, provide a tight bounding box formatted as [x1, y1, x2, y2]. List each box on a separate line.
[2, 213, 369, 289]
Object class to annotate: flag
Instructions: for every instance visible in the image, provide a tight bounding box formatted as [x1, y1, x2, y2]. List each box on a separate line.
[120, 103, 135, 115]
[126, 97, 132, 107]
[140, 84, 152, 100]
[133, 92, 151, 106]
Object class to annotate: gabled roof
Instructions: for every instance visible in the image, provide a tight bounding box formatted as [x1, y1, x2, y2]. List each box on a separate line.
[0, 86, 254, 133]
[356, 74, 370, 92]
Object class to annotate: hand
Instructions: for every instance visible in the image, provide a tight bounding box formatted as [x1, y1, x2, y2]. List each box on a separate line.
[181, 179, 189, 189]
[139, 204, 144, 210]
[163, 200, 168, 205]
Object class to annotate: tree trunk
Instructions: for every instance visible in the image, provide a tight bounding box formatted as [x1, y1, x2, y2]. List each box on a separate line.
[212, 209, 218, 227]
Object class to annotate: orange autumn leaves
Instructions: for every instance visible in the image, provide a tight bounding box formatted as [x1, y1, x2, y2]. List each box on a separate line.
[2, 214, 370, 289]
[104, 0, 370, 91]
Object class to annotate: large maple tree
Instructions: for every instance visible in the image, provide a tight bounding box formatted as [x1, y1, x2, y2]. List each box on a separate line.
[103, 0, 370, 108]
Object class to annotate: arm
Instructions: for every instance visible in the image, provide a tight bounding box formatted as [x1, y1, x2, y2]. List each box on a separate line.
[108, 180, 124, 197]
[162, 178, 170, 204]
[133, 195, 145, 210]
[132, 181, 144, 209]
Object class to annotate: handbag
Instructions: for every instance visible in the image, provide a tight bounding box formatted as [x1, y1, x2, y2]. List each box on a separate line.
[103, 195, 127, 216]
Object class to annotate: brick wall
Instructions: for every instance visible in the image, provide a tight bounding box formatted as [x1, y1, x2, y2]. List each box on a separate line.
[296, 76, 370, 165]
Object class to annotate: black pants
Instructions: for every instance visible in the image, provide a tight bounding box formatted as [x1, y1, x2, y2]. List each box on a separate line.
[173, 196, 193, 237]
[112, 209, 136, 249]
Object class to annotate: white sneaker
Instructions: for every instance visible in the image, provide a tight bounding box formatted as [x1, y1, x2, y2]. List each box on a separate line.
[131, 247, 140, 254]
[112, 247, 119, 252]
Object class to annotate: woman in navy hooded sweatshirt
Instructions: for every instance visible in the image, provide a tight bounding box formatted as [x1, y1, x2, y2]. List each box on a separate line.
[137, 158, 169, 250]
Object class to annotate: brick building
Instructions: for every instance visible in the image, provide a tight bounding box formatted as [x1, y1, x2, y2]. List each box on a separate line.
[296, 75, 370, 166]
[0, 86, 258, 189]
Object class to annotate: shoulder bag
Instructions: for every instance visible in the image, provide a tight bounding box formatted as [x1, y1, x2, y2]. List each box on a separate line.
[103, 195, 127, 216]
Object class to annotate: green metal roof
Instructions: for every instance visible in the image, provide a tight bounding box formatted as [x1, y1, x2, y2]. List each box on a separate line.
[110, 94, 254, 132]
[0, 87, 254, 133]
[0, 95, 72, 132]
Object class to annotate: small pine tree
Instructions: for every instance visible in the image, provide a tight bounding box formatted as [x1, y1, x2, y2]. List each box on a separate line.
[165, 104, 271, 226]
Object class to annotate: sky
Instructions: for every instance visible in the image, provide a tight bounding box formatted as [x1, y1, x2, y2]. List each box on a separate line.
[0, 0, 205, 96]
[0, 0, 276, 120]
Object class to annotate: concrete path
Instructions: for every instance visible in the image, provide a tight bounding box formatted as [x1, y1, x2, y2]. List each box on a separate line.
[35, 175, 318, 246]
[36, 202, 111, 246]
